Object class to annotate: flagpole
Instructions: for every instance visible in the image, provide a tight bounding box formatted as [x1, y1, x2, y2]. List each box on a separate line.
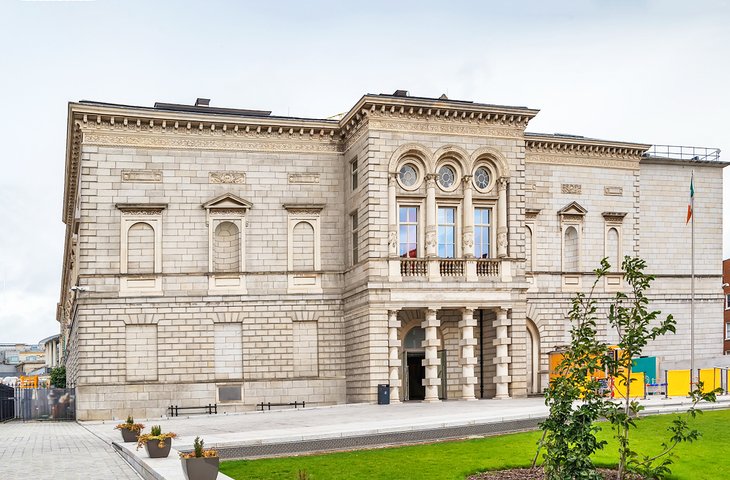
[690, 170, 695, 386]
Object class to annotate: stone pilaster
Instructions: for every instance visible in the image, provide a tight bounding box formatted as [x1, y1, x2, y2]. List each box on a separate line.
[493, 308, 512, 399]
[462, 175, 474, 258]
[459, 308, 477, 400]
[497, 177, 508, 258]
[425, 174, 437, 258]
[387, 310, 402, 403]
[421, 308, 441, 402]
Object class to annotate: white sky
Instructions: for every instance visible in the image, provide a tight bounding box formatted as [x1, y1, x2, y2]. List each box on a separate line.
[0, 0, 728, 343]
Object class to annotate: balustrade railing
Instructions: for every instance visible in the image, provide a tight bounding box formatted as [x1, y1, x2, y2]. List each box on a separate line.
[476, 259, 500, 277]
[439, 259, 465, 277]
[400, 258, 428, 277]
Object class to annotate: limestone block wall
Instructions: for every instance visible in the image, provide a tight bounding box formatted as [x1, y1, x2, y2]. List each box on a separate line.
[639, 161, 723, 276]
[76, 143, 345, 294]
[524, 160, 639, 273]
[72, 297, 345, 420]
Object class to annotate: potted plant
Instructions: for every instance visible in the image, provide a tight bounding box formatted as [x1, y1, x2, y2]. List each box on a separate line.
[180, 436, 219, 480]
[136, 425, 177, 458]
[114, 416, 144, 443]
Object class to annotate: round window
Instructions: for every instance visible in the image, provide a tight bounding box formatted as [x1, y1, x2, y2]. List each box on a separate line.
[398, 164, 418, 188]
[473, 166, 491, 191]
[438, 165, 456, 189]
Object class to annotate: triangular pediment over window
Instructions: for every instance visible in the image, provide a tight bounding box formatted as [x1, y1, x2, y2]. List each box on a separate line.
[557, 201, 587, 216]
[202, 193, 253, 211]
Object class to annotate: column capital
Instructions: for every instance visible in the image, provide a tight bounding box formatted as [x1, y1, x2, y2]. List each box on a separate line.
[425, 173, 438, 188]
[498, 176, 509, 190]
[461, 307, 475, 316]
[461, 175, 473, 190]
[389, 173, 397, 186]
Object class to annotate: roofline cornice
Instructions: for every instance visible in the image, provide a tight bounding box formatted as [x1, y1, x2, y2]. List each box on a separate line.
[525, 133, 651, 159]
[69, 102, 339, 130]
[339, 95, 540, 142]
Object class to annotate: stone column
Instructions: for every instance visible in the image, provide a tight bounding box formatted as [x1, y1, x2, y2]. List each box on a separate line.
[388, 310, 402, 403]
[421, 308, 441, 402]
[388, 174, 401, 280]
[462, 175, 474, 258]
[425, 174, 437, 257]
[459, 308, 477, 400]
[497, 177, 508, 258]
[493, 308, 512, 399]
[388, 173, 398, 257]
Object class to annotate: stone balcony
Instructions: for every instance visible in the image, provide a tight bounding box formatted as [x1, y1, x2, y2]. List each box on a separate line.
[390, 257, 510, 283]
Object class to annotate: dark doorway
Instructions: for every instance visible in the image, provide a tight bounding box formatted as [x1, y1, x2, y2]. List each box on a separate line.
[407, 352, 426, 400]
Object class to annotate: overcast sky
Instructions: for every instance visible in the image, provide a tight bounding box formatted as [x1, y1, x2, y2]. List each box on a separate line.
[0, 0, 728, 344]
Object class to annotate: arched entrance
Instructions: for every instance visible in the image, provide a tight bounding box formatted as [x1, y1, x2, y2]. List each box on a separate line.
[526, 319, 541, 395]
[402, 326, 446, 401]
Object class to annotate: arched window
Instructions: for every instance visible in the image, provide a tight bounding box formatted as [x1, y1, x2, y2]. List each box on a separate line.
[292, 221, 315, 271]
[564, 226, 579, 272]
[403, 326, 426, 349]
[213, 221, 240, 273]
[127, 222, 154, 274]
[607, 227, 619, 270]
[525, 225, 533, 271]
[526, 319, 541, 394]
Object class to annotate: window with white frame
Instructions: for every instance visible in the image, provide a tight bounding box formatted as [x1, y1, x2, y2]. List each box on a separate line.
[350, 210, 359, 266]
[437, 207, 456, 258]
[351, 157, 358, 191]
[726, 294, 730, 310]
[399, 206, 419, 258]
[726, 322, 730, 339]
[474, 207, 491, 258]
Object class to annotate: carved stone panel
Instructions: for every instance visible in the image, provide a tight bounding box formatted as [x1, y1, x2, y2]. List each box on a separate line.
[288, 173, 320, 184]
[122, 169, 163, 183]
[561, 184, 582, 194]
[604, 186, 623, 196]
[209, 171, 246, 184]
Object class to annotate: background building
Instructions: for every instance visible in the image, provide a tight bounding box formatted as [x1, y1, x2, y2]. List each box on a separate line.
[724, 259, 730, 354]
[59, 91, 726, 420]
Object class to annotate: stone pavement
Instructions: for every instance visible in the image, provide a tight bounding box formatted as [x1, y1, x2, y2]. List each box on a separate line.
[0, 420, 140, 480]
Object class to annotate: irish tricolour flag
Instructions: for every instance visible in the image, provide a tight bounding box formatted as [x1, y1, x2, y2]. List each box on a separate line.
[686, 172, 694, 224]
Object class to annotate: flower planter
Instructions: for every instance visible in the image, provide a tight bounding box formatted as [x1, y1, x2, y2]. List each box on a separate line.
[145, 437, 172, 458]
[120, 428, 139, 443]
[181, 456, 220, 480]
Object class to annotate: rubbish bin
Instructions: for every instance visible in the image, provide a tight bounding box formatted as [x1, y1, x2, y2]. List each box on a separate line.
[377, 384, 390, 405]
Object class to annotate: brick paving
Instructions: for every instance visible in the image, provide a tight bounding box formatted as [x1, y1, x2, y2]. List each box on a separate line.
[0, 421, 140, 479]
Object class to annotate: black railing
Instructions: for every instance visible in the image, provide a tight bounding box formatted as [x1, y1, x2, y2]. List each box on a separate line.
[167, 403, 217, 417]
[0, 385, 14, 422]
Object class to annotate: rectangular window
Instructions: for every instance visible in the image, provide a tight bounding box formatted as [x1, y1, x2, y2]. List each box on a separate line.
[437, 207, 456, 258]
[474, 208, 491, 258]
[726, 322, 730, 339]
[726, 294, 730, 310]
[351, 211, 359, 265]
[399, 206, 419, 258]
[351, 158, 358, 190]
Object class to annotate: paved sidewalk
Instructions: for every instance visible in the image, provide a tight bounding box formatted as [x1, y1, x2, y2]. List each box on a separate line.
[84, 395, 730, 458]
[0, 420, 140, 480]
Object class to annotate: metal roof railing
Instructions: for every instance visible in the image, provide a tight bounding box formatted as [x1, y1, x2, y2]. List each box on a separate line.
[644, 144, 721, 162]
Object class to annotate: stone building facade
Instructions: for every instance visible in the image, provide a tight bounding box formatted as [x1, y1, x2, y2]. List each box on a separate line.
[58, 92, 726, 420]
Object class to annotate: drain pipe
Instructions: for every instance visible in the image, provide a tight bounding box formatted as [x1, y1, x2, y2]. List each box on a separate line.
[479, 309, 484, 398]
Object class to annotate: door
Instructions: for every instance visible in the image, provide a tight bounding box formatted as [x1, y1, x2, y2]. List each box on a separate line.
[406, 352, 426, 400]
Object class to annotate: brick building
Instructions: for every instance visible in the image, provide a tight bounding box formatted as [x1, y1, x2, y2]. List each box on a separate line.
[58, 91, 726, 420]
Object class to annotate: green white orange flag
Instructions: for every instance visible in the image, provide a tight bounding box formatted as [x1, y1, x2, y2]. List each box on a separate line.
[686, 172, 694, 224]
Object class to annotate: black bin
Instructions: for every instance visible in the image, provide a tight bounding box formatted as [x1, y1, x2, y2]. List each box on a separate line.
[377, 384, 390, 405]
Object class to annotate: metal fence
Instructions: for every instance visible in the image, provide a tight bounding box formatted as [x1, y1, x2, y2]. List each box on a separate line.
[13, 388, 76, 421]
[0, 384, 14, 421]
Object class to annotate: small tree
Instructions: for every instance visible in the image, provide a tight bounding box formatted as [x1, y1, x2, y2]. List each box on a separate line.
[538, 260, 611, 480]
[50, 366, 66, 388]
[603, 256, 676, 479]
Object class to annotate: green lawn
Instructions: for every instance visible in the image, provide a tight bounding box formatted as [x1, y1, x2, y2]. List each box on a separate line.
[221, 408, 730, 480]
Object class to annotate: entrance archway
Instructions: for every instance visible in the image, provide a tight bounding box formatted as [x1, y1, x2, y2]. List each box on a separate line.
[402, 325, 446, 401]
